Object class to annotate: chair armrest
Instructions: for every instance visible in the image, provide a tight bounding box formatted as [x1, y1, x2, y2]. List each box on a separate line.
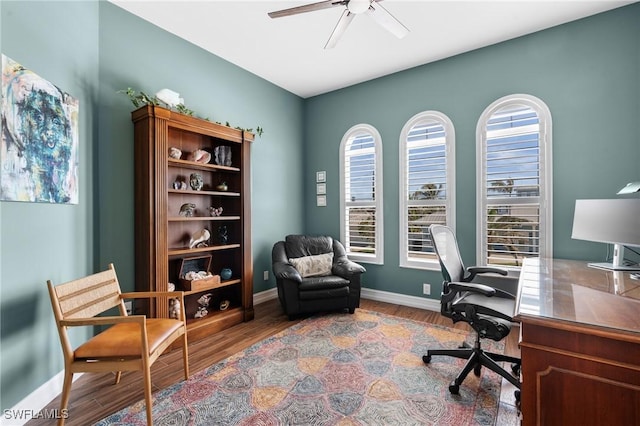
[332, 259, 366, 278]
[273, 261, 302, 283]
[60, 315, 146, 327]
[466, 266, 508, 281]
[449, 282, 497, 297]
[332, 239, 366, 277]
[121, 291, 184, 300]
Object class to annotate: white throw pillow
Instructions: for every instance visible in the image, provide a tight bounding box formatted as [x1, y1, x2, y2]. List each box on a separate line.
[289, 252, 334, 278]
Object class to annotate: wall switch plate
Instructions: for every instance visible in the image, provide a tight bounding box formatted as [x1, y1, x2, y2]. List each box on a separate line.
[423, 283, 431, 295]
[263, 270, 269, 281]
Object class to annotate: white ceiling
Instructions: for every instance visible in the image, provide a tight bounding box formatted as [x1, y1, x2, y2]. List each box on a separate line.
[111, 0, 636, 98]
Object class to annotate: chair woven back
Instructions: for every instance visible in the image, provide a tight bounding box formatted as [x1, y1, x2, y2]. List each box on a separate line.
[429, 224, 466, 283]
[49, 266, 124, 321]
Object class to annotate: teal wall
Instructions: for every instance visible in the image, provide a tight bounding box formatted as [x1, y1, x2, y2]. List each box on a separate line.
[96, 3, 305, 294]
[1, 0, 304, 410]
[303, 4, 640, 298]
[1, 0, 638, 412]
[1, 0, 99, 410]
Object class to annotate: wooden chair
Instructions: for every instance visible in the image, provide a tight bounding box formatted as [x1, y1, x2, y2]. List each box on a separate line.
[47, 263, 189, 426]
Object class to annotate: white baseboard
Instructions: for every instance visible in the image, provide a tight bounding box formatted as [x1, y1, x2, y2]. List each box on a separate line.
[253, 287, 278, 305]
[11, 286, 436, 424]
[361, 287, 441, 312]
[3, 371, 81, 426]
[253, 286, 440, 312]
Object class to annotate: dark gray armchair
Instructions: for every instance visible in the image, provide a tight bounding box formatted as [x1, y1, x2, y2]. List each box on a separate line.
[272, 235, 366, 320]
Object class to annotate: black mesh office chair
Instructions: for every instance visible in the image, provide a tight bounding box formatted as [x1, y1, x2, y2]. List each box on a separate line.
[423, 224, 521, 396]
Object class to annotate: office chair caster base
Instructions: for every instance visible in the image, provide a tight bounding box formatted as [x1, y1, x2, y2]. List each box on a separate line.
[449, 381, 460, 394]
[474, 363, 482, 377]
[511, 363, 521, 377]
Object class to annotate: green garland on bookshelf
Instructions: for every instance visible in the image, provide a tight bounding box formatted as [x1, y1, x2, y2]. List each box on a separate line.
[118, 88, 263, 137]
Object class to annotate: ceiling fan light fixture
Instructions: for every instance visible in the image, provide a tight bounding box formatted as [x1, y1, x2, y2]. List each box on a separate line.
[348, 0, 372, 15]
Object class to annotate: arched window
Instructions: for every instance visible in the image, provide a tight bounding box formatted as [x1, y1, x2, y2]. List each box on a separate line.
[399, 111, 455, 269]
[340, 124, 384, 264]
[477, 94, 552, 267]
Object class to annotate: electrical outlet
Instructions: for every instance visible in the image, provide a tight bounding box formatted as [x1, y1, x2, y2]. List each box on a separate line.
[263, 270, 269, 281]
[124, 301, 133, 315]
[423, 283, 431, 295]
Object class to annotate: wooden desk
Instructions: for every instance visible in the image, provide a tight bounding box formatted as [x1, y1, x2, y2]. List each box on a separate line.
[515, 258, 640, 425]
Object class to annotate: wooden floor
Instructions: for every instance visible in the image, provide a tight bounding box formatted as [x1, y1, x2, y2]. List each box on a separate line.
[28, 298, 520, 426]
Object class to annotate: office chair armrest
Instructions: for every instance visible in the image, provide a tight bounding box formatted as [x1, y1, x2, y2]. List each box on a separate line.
[449, 282, 497, 297]
[466, 266, 508, 281]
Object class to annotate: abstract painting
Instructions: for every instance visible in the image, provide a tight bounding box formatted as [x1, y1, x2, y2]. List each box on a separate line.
[1, 54, 79, 204]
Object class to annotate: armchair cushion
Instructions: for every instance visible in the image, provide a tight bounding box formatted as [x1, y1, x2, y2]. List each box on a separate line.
[289, 252, 334, 278]
[299, 275, 350, 291]
[75, 318, 184, 358]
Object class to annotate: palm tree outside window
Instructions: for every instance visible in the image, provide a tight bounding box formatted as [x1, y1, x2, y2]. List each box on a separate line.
[399, 111, 455, 270]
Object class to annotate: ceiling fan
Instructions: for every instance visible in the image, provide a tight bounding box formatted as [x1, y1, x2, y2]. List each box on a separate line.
[268, 0, 409, 49]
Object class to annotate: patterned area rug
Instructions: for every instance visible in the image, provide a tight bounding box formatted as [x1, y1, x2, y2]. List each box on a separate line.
[96, 310, 504, 425]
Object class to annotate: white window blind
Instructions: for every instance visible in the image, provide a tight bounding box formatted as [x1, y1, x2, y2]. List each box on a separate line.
[340, 124, 383, 264]
[400, 112, 455, 269]
[478, 95, 552, 268]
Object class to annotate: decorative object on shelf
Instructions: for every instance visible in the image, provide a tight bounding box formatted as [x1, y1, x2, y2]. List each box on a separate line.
[179, 203, 196, 217]
[216, 182, 228, 191]
[178, 255, 220, 291]
[214, 145, 232, 166]
[219, 299, 230, 311]
[189, 228, 210, 249]
[217, 225, 229, 244]
[168, 282, 176, 291]
[173, 178, 188, 190]
[209, 206, 223, 217]
[168, 297, 181, 319]
[155, 88, 184, 108]
[194, 293, 213, 319]
[168, 147, 182, 159]
[183, 270, 213, 281]
[187, 149, 211, 164]
[189, 172, 204, 191]
[1, 54, 80, 204]
[220, 268, 233, 280]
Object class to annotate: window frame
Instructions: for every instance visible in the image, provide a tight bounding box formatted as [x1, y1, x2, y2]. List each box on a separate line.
[339, 123, 384, 264]
[399, 111, 456, 270]
[476, 94, 553, 268]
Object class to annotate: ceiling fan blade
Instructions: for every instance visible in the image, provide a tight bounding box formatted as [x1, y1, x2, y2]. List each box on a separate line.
[324, 9, 355, 49]
[268, 0, 345, 19]
[367, 1, 409, 39]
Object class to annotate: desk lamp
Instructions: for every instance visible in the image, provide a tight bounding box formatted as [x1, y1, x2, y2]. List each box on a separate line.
[617, 181, 640, 195]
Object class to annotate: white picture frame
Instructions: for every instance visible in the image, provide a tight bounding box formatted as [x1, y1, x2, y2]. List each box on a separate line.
[316, 171, 326, 183]
[316, 195, 327, 207]
[316, 183, 326, 195]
